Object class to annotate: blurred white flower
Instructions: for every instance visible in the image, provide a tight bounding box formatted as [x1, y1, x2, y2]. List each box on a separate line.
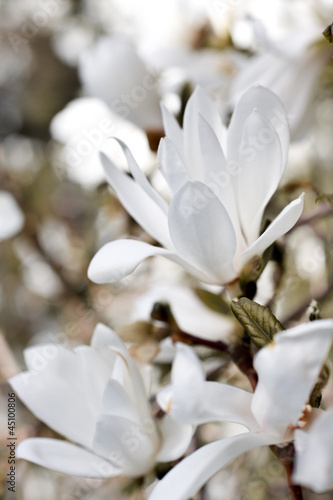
[228, 25, 333, 139]
[149, 319, 333, 499]
[88, 86, 304, 286]
[0, 191, 24, 241]
[50, 97, 154, 189]
[79, 36, 163, 131]
[10, 324, 192, 478]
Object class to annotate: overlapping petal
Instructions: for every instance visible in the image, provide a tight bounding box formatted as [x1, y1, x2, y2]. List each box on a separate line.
[100, 153, 173, 248]
[11, 346, 96, 448]
[252, 319, 333, 436]
[17, 438, 120, 478]
[168, 181, 237, 284]
[293, 408, 333, 493]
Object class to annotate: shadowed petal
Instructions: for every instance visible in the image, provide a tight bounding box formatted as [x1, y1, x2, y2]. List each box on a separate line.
[293, 408, 333, 493]
[252, 319, 333, 436]
[100, 153, 172, 248]
[168, 181, 237, 284]
[17, 438, 120, 478]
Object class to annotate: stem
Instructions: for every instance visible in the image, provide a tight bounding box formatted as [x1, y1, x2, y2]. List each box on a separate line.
[270, 444, 304, 500]
[172, 330, 229, 353]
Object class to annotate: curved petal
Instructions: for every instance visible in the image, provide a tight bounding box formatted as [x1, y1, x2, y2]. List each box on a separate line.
[100, 152, 173, 248]
[252, 319, 333, 437]
[168, 342, 205, 421]
[168, 181, 237, 284]
[88, 239, 176, 284]
[110, 138, 168, 212]
[17, 438, 120, 478]
[88, 238, 221, 286]
[228, 85, 289, 171]
[93, 415, 157, 476]
[157, 137, 188, 194]
[10, 347, 96, 448]
[75, 345, 118, 417]
[182, 87, 226, 182]
[156, 415, 194, 462]
[158, 344, 259, 430]
[198, 115, 239, 228]
[148, 432, 281, 500]
[293, 408, 333, 493]
[240, 193, 304, 267]
[235, 110, 283, 244]
[91, 323, 126, 351]
[102, 379, 139, 422]
[161, 102, 185, 161]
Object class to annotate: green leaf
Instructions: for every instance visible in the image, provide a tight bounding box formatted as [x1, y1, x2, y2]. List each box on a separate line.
[230, 298, 285, 349]
[323, 23, 333, 43]
[315, 193, 333, 207]
[194, 288, 231, 315]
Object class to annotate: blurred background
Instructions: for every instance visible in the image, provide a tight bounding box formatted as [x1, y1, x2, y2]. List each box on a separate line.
[1, 0, 333, 498]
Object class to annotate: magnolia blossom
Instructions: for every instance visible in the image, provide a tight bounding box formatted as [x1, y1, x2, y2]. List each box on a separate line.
[148, 319, 333, 499]
[10, 324, 192, 478]
[0, 191, 24, 241]
[88, 85, 304, 286]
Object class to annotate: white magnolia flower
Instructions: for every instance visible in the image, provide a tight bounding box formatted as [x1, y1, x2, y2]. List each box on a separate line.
[0, 191, 24, 241]
[10, 324, 192, 478]
[148, 319, 333, 499]
[88, 85, 304, 286]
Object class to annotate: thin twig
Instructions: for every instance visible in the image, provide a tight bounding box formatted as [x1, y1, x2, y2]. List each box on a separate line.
[282, 279, 333, 325]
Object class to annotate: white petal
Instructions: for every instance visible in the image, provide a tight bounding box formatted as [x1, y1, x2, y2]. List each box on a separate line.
[74, 345, 118, 417]
[93, 415, 157, 476]
[157, 137, 188, 194]
[183, 87, 225, 182]
[156, 415, 194, 462]
[148, 432, 280, 500]
[241, 193, 304, 267]
[88, 238, 218, 285]
[100, 152, 173, 248]
[102, 379, 139, 422]
[17, 438, 119, 478]
[161, 103, 185, 160]
[111, 138, 168, 212]
[159, 344, 259, 430]
[198, 114, 244, 253]
[168, 181, 237, 284]
[90, 323, 126, 351]
[10, 346, 96, 448]
[228, 85, 289, 171]
[293, 408, 333, 493]
[0, 191, 24, 241]
[88, 239, 175, 284]
[252, 319, 333, 437]
[168, 343, 205, 421]
[236, 110, 283, 244]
